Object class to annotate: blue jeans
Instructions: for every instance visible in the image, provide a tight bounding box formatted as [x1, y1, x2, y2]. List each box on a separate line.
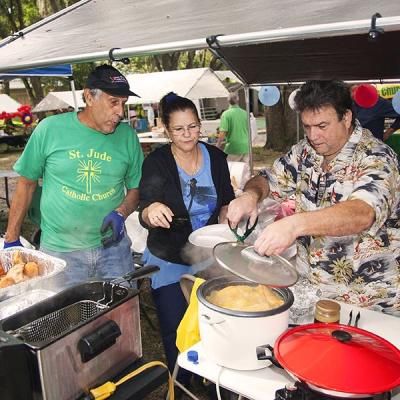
[40, 235, 133, 290]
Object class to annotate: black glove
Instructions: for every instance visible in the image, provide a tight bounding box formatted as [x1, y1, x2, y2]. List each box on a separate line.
[100, 210, 125, 248]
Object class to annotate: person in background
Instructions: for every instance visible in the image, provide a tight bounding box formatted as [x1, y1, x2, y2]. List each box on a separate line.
[143, 104, 155, 128]
[4, 64, 144, 287]
[352, 87, 400, 141]
[129, 109, 138, 129]
[139, 92, 235, 382]
[228, 80, 400, 316]
[216, 91, 249, 162]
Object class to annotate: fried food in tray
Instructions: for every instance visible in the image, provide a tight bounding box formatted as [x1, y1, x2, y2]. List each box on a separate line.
[0, 251, 39, 287]
[0, 248, 66, 300]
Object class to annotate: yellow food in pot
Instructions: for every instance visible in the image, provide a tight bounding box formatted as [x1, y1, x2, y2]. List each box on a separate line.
[206, 284, 284, 312]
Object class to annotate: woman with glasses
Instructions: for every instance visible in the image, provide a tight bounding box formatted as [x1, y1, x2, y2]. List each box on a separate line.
[138, 92, 235, 385]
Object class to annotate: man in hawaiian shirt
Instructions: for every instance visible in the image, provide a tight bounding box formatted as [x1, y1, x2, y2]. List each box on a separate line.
[228, 80, 400, 316]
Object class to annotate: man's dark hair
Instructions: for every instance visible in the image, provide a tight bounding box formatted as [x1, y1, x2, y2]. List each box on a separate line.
[294, 80, 355, 124]
[159, 92, 200, 128]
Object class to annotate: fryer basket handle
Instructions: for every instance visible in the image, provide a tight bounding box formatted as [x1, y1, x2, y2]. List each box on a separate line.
[118, 264, 160, 284]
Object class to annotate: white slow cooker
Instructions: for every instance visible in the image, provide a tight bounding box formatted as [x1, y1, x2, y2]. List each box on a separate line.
[197, 275, 294, 370]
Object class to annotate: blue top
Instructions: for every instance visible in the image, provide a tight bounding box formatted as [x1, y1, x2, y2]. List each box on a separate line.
[143, 143, 217, 289]
[354, 97, 400, 140]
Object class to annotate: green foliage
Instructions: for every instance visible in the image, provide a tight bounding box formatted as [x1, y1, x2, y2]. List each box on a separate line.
[22, 2, 41, 26]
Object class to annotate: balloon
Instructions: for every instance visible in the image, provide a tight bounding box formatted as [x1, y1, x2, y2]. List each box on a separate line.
[21, 113, 33, 125]
[288, 89, 300, 111]
[353, 84, 379, 108]
[392, 91, 400, 114]
[258, 86, 280, 106]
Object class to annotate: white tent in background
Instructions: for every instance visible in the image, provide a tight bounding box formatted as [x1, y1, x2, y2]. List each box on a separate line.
[126, 68, 229, 105]
[0, 94, 21, 112]
[32, 90, 84, 112]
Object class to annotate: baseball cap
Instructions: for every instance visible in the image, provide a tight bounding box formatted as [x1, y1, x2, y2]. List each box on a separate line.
[86, 64, 139, 97]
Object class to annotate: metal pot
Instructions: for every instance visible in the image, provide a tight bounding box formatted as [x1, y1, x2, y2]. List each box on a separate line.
[197, 275, 293, 370]
[259, 323, 400, 398]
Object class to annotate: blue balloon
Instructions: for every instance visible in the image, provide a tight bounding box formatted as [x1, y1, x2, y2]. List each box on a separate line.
[258, 86, 280, 106]
[392, 91, 400, 114]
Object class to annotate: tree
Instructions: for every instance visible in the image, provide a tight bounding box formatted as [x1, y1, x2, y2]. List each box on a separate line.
[264, 86, 304, 152]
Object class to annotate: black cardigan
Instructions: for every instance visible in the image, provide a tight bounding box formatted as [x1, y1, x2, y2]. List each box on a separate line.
[138, 142, 235, 264]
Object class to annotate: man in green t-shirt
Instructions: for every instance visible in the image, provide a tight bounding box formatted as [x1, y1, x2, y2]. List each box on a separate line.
[217, 92, 249, 162]
[4, 65, 144, 287]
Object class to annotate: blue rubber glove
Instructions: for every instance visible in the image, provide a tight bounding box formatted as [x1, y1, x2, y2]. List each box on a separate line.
[100, 210, 125, 248]
[3, 239, 23, 249]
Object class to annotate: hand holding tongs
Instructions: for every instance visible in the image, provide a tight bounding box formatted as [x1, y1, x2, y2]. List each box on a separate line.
[228, 217, 258, 243]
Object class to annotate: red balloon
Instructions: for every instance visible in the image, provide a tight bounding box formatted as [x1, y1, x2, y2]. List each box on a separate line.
[353, 84, 379, 108]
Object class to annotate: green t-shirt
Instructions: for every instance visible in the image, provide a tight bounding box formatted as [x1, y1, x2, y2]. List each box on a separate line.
[219, 105, 249, 155]
[14, 112, 144, 251]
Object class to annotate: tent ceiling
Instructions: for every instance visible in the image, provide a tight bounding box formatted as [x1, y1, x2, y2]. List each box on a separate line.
[0, 0, 399, 83]
[218, 30, 400, 84]
[0, 65, 72, 81]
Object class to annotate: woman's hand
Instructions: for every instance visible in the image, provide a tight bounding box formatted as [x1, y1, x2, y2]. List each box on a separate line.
[146, 202, 174, 228]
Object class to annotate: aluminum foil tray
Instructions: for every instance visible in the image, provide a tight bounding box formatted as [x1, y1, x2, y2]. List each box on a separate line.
[0, 289, 56, 320]
[0, 248, 66, 301]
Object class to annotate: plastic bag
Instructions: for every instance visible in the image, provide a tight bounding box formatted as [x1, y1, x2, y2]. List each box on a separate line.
[176, 277, 205, 353]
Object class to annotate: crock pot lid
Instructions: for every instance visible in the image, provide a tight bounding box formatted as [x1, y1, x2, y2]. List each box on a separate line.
[213, 242, 298, 287]
[274, 323, 400, 394]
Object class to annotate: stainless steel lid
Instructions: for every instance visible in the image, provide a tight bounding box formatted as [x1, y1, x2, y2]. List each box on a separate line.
[213, 242, 298, 287]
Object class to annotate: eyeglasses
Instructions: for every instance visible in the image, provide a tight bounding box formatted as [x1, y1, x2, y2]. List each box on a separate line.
[187, 178, 197, 212]
[315, 173, 327, 207]
[170, 123, 201, 136]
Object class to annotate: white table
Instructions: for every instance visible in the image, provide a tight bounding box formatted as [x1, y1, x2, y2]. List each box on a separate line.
[0, 170, 19, 207]
[178, 303, 400, 400]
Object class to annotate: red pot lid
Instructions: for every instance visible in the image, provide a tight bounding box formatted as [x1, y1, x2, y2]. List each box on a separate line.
[274, 323, 400, 395]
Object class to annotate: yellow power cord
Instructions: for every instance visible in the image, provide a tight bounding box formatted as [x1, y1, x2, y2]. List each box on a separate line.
[89, 361, 174, 400]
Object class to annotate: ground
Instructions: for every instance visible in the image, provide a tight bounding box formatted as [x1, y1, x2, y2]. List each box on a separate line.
[0, 137, 281, 400]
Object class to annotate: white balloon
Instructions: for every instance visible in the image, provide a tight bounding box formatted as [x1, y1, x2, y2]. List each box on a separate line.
[288, 89, 300, 111]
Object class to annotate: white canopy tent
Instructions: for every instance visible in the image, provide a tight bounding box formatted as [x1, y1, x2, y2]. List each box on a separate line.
[0, 94, 21, 112]
[0, 0, 399, 170]
[126, 68, 229, 105]
[32, 90, 84, 112]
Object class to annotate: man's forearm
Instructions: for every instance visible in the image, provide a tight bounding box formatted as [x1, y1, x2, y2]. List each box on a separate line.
[116, 188, 139, 219]
[216, 131, 226, 149]
[243, 175, 270, 202]
[5, 177, 37, 242]
[292, 199, 375, 238]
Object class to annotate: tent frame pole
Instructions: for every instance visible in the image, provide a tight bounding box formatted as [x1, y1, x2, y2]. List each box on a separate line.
[244, 85, 253, 175]
[69, 77, 78, 111]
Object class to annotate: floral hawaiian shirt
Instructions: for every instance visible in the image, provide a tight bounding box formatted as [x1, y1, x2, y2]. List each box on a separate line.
[261, 122, 400, 316]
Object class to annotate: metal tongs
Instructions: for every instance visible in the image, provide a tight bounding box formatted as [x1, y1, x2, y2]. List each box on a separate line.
[347, 310, 361, 327]
[228, 217, 258, 243]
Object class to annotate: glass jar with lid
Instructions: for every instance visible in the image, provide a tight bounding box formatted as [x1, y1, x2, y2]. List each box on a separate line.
[314, 299, 341, 323]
